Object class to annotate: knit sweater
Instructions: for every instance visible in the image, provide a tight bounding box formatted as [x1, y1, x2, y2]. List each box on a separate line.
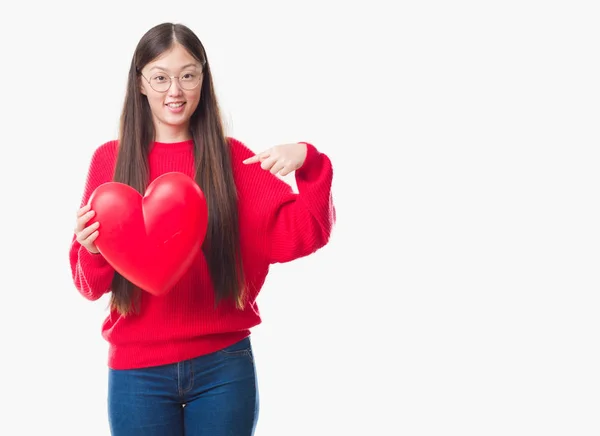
[69, 137, 335, 370]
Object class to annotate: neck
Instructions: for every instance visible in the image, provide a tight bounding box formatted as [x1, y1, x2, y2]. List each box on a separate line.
[153, 121, 192, 143]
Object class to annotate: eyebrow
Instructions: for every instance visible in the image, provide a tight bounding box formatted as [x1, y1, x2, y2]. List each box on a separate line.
[149, 63, 200, 72]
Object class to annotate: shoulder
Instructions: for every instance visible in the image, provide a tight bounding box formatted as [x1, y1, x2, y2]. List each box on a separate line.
[226, 136, 276, 184]
[226, 136, 294, 197]
[79, 140, 119, 201]
[226, 136, 255, 161]
[89, 139, 118, 166]
[85, 139, 118, 179]
[92, 139, 119, 160]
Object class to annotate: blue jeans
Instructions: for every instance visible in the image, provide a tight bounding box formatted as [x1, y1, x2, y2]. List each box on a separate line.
[107, 337, 259, 435]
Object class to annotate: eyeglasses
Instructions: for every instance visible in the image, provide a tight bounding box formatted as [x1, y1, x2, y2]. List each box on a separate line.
[140, 71, 203, 92]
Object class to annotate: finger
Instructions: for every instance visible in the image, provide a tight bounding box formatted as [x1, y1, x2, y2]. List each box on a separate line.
[75, 211, 96, 232]
[270, 160, 286, 175]
[79, 210, 95, 223]
[77, 221, 100, 240]
[77, 222, 99, 242]
[87, 230, 99, 244]
[243, 151, 270, 164]
[278, 166, 294, 177]
[260, 156, 278, 171]
[77, 204, 91, 217]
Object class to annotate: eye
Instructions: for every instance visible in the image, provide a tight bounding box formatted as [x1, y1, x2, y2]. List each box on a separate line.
[152, 75, 167, 82]
[181, 73, 195, 80]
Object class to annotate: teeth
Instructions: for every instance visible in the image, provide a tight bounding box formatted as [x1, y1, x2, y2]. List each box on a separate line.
[167, 103, 184, 108]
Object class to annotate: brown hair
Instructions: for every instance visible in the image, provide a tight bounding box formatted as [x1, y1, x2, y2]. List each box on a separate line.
[110, 22, 244, 315]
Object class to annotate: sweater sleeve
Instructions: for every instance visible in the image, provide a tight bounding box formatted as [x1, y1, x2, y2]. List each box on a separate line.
[68, 142, 117, 301]
[232, 138, 336, 264]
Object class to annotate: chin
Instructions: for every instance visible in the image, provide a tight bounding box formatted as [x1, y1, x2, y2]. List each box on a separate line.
[161, 112, 191, 126]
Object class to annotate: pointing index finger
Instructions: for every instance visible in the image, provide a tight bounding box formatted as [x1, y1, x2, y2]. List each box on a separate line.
[243, 155, 260, 164]
[243, 151, 270, 165]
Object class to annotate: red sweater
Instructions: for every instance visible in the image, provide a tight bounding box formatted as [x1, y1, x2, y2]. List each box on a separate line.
[69, 137, 335, 370]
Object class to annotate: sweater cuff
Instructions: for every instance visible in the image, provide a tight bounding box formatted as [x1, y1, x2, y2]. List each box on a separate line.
[79, 245, 110, 268]
[296, 142, 322, 180]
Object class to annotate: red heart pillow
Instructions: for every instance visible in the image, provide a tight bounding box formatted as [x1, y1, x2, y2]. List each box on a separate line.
[87, 172, 208, 296]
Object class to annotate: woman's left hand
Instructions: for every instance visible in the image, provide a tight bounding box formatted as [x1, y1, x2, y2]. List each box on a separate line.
[243, 143, 308, 177]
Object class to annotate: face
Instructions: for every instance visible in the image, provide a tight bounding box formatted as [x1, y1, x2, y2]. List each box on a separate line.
[139, 43, 204, 140]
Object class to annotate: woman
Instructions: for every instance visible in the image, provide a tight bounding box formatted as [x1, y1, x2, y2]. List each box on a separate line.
[69, 22, 335, 435]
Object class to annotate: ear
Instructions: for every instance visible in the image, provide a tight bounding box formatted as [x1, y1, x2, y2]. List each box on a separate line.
[139, 79, 147, 96]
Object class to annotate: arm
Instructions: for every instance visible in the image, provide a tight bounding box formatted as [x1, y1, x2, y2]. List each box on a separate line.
[266, 142, 336, 263]
[69, 142, 117, 301]
[234, 138, 336, 264]
[69, 244, 115, 301]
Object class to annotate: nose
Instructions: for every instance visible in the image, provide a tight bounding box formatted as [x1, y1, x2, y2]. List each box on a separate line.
[168, 76, 184, 95]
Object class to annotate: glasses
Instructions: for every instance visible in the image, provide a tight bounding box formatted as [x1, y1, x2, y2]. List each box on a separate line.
[140, 71, 203, 92]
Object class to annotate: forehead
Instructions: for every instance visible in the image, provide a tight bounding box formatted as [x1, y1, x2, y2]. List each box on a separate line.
[146, 44, 201, 72]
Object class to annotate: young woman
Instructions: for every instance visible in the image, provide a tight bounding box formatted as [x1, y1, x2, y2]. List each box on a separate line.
[69, 22, 335, 435]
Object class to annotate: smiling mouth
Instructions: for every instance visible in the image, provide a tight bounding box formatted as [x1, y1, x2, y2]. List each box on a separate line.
[166, 102, 185, 108]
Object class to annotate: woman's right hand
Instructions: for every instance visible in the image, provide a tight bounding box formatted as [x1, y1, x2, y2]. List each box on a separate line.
[75, 204, 100, 254]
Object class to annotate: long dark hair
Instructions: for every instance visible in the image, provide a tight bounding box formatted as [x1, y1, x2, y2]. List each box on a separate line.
[110, 22, 244, 316]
